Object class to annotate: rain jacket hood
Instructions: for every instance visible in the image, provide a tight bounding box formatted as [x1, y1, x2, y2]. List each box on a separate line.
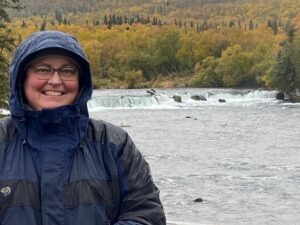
[9, 30, 92, 144]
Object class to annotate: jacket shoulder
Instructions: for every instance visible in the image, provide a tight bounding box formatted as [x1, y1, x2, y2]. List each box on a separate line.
[0, 117, 19, 141]
[87, 118, 128, 146]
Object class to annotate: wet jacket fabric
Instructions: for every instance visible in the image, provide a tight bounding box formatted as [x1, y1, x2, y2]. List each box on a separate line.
[0, 31, 166, 225]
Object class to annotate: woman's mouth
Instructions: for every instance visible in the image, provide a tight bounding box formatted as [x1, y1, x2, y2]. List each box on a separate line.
[43, 91, 64, 96]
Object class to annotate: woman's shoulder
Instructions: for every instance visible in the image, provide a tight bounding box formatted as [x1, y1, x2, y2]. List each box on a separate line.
[87, 118, 128, 145]
[0, 117, 18, 141]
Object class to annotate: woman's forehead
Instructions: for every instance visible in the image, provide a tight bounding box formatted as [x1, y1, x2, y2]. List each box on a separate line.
[28, 54, 79, 67]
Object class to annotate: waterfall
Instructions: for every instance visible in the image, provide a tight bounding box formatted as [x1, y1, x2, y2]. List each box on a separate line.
[87, 89, 280, 111]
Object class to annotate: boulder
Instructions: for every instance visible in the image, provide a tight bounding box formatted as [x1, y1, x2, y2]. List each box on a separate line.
[191, 95, 207, 101]
[218, 99, 226, 103]
[194, 198, 203, 203]
[275, 92, 285, 100]
[287, 89, 300, 102]
[173, 95, 182, 103]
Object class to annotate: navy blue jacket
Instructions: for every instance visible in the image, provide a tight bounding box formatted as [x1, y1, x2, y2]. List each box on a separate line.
[0, 31, 166, 225]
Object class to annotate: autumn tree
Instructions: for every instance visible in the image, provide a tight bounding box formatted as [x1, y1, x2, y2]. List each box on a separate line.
[217, 45, 255, 87]
[152, 28, 180, 74]
[189, 56, 222, 87]
[123, 25, 158, 80]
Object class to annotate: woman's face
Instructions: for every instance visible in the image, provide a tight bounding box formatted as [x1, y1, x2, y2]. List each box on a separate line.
[24, 55, 79, 110]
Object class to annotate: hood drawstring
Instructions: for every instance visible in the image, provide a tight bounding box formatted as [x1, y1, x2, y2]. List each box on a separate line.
[19, 116, 28, 145]
[76, 106, 84, 150]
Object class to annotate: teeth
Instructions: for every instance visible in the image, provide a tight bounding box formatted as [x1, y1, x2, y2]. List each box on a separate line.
[44, 91, 63, 96]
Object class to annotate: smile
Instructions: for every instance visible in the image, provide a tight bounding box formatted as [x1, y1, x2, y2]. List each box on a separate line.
[43, 91, 64, 96]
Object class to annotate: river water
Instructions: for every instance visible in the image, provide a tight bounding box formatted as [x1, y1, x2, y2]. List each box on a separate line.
[88, 88, 300, 225]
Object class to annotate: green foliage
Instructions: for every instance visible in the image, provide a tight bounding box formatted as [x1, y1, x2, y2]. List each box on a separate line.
[122, 27, 157, 80]
[125, 70, 144, 89]
[291, 36, 300, 89]
[270, 41, 296, 92]
[284, 19, 296, 41]
[0, 57, 9, 108]
[189, 57, 222, 87]
[270, 26, 300, 94]
[0, 0, 20, 109]
[176, 32, 198, 70]
[7, 0, 298, 90]
[152, 28, 180, 74]
[249, 42, 276, 87]
[217, 45, 255, 87]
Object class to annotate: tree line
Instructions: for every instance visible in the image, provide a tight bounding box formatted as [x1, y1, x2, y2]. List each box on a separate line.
[11, 14, 289, 90]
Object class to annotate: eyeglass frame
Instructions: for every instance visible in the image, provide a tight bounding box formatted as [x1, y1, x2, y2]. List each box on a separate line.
[27, 64, 79, 81]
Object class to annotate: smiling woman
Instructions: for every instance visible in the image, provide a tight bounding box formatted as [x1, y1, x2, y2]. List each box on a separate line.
[24, 55, 79, 110]
[0, 30, 166, 225]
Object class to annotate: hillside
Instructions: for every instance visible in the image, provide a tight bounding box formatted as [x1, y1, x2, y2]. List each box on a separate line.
[3, 0, 300, 99]
[14, 0, 300, 25]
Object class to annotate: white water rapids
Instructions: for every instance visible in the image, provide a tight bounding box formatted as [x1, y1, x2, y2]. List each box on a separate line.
[89, 88, 300, 225]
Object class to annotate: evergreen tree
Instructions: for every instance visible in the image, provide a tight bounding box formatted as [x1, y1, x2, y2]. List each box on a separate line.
[112, 14, 116, 25]
[196, 23, 201, 32]
[291, 36, 300, 92]
[271, 41, 296, 93]
[272, 19, 278, 35]
[249, 19, 254, 30]
[129, 18, 134, 25]
[237, 20, 242, 29]
[21, 20, 26, 28]
[40, 16, 47, 31]
[285, 19, 295, 42]
[190, 21, 194, 28]
[124, 15, 128, 24]
[152, 16, 157, 25]
[55, 8, 63, 25]
[158, 19, 162, 26]
[267, 19, 272, 28]
[0, 0, 21, 109]
[103, 15, 108, 25]
[229, 20, 235, 28]
[271, 19, 297, 94]
[202, 20, 209, 31]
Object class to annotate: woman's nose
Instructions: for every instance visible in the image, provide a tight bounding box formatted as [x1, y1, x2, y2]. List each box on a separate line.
[47, 71, 62, 85]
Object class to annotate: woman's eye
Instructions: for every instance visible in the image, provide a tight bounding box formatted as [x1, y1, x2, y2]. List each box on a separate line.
[39, 69, 49, 73]
[35, 67, 51, 73]
[61, 68, 76, 75]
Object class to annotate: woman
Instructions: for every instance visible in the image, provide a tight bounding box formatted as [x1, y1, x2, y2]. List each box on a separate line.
[0, 30, 166, 225]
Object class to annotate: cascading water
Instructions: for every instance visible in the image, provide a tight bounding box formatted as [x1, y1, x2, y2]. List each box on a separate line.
[87, 88, 280, 111]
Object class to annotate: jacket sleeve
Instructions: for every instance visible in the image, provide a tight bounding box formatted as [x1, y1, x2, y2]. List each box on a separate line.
[114, 133, 166, 225]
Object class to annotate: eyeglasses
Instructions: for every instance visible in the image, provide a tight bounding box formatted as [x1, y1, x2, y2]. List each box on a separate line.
[29, 65, 79, 81]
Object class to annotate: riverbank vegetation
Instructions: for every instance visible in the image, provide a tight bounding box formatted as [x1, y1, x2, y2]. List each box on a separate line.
[1, 0, 300, 108]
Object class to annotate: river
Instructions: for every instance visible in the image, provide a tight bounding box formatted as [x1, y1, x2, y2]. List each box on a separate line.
[88, 88, 300, 225]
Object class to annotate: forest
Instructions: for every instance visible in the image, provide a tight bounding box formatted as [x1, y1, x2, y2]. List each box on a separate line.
[1, 0, 300, 108]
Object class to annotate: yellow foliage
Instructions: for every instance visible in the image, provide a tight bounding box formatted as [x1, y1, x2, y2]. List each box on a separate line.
[7, 5, 292, 89]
